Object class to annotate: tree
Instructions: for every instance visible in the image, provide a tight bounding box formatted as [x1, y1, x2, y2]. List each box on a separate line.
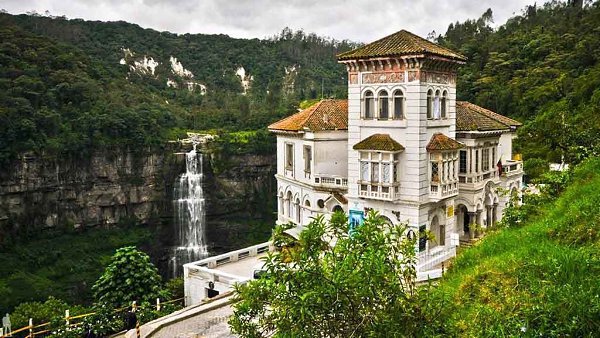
[229, 212, 442, 337]
[92, 246, 163, 308]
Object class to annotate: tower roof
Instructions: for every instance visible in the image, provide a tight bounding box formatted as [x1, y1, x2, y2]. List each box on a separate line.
[268, 99, 348, 132]
[426, 133, 464, 151]
[353, 134, 405, 152]
[456, 101, 522, 132]
[337, 29, 466, 62]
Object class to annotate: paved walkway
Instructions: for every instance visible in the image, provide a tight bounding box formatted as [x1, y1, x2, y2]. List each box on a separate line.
[125, 294, 237, 338]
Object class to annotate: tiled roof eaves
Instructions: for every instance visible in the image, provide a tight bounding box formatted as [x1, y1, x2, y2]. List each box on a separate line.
[353, 134, 405, 152]
[337, 30, 466, 61]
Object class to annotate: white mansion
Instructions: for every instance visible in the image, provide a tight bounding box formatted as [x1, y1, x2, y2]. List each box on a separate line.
[268, 30, 523, 258]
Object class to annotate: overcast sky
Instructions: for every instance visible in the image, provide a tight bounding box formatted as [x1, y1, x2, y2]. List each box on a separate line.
[0, 0, 549, 42]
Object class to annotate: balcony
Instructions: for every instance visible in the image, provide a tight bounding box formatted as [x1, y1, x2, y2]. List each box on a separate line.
[501, 160, 523, 177]
[313, 174, 348, 190]
[358, 182, 400, 201]
[429, 181, 459, 201]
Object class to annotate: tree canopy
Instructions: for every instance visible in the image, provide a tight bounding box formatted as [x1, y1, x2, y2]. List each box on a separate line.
[92, 246, 163, 308]
[438, 1, 600, 174]
[229, 213, 442, 337]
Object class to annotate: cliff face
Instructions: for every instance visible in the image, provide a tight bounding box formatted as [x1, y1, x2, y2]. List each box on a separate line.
[0, 147, 276, 248]
[0, 149, 183, 239]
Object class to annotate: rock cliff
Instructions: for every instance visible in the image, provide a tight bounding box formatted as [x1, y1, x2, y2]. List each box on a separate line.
[0, 146, 276, 248]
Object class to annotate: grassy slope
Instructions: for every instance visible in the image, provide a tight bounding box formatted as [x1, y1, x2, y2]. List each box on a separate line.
[434, 158, 600, 337]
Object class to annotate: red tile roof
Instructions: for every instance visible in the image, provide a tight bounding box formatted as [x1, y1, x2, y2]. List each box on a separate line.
[456, 101, 522, 132]
[353, 134, 405, 152]
[338, 30, 466, 61]
[268, 99, 348, 132]
[426, 133, 464, 151]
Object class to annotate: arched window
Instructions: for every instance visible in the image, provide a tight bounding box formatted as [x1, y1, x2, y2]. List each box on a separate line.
[426, 89, 433, 119]
[333, 205, 343, 213]
[364, 90, 374, 119]
[378, 90, 389, 120]
[441, 90, 448, 119]
[434, 90, 441, 119]
[393, 90, 404, 120]
[304, 200, 311, 207]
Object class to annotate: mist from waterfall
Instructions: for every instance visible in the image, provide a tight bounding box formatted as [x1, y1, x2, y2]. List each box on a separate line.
[170, 143, 208, 276]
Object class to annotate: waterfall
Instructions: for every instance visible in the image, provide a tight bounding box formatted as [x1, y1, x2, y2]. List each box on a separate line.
[170, 143, 208, 276]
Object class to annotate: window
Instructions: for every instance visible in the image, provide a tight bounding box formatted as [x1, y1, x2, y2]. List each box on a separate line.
[427, 89, 433, 119]
[358, 151, 401, 200]
[393, 90, 404, 119]
[459, 150, 467, 174]
[441, 90, 448, 119]
[430, 151, 459, 190]
[492, 147, 496, 168]
[475, 149, 479, 173]
[285, 143, 294, 170]
[378, 90, 389, 120]
[482, 148, 490, 171]
[303, 145, 312, 174]
[433, 90, 441, 119]
[371, 162, 379, 182]
[364, 90, 374, 119]
[431, 162, 439, 182]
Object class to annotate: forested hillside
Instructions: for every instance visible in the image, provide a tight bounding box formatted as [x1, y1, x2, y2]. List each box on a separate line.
[437, 1, 600, 176]
[0, 12, 356, 164]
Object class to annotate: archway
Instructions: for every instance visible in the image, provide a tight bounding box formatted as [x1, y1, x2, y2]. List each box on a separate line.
[380, 215, 393, 226]
[456, 204, 470, 235]
[332, 205, 343, 213]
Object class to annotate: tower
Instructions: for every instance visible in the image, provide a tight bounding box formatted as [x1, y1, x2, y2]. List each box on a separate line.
[337, 30, 466, 247]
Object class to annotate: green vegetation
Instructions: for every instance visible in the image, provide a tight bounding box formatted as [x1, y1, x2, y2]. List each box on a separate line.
[230, 158, 600, 337]
[7, 247, 184, 337]
[431, 157, 600, 336]
[0, 224, 161, 313]
[438, 1, 600, 178]
[0, 12, 356, 165]
[230, 212, 442, 337]
[92, 246, 164, 308]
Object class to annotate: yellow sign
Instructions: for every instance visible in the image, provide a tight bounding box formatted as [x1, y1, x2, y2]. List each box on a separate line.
[447, 205, 454, 217]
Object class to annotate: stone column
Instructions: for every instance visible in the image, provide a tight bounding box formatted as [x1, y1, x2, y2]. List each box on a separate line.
[468, 212, 477, 239]
[492, 203, 498, 226]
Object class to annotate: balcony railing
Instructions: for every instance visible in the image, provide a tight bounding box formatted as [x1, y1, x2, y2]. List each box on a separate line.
[430, 181, 459, 200]
[458, 169, 499, 185]
[501, 160, 523, 177]
[314, 174, 348, 189]
[358, 182, 400, 201]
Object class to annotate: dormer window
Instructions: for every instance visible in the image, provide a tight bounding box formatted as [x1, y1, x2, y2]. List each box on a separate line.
[393, 90, 404, 120]
[378, 90, 389, 120]
[363, 90, 374, 119]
